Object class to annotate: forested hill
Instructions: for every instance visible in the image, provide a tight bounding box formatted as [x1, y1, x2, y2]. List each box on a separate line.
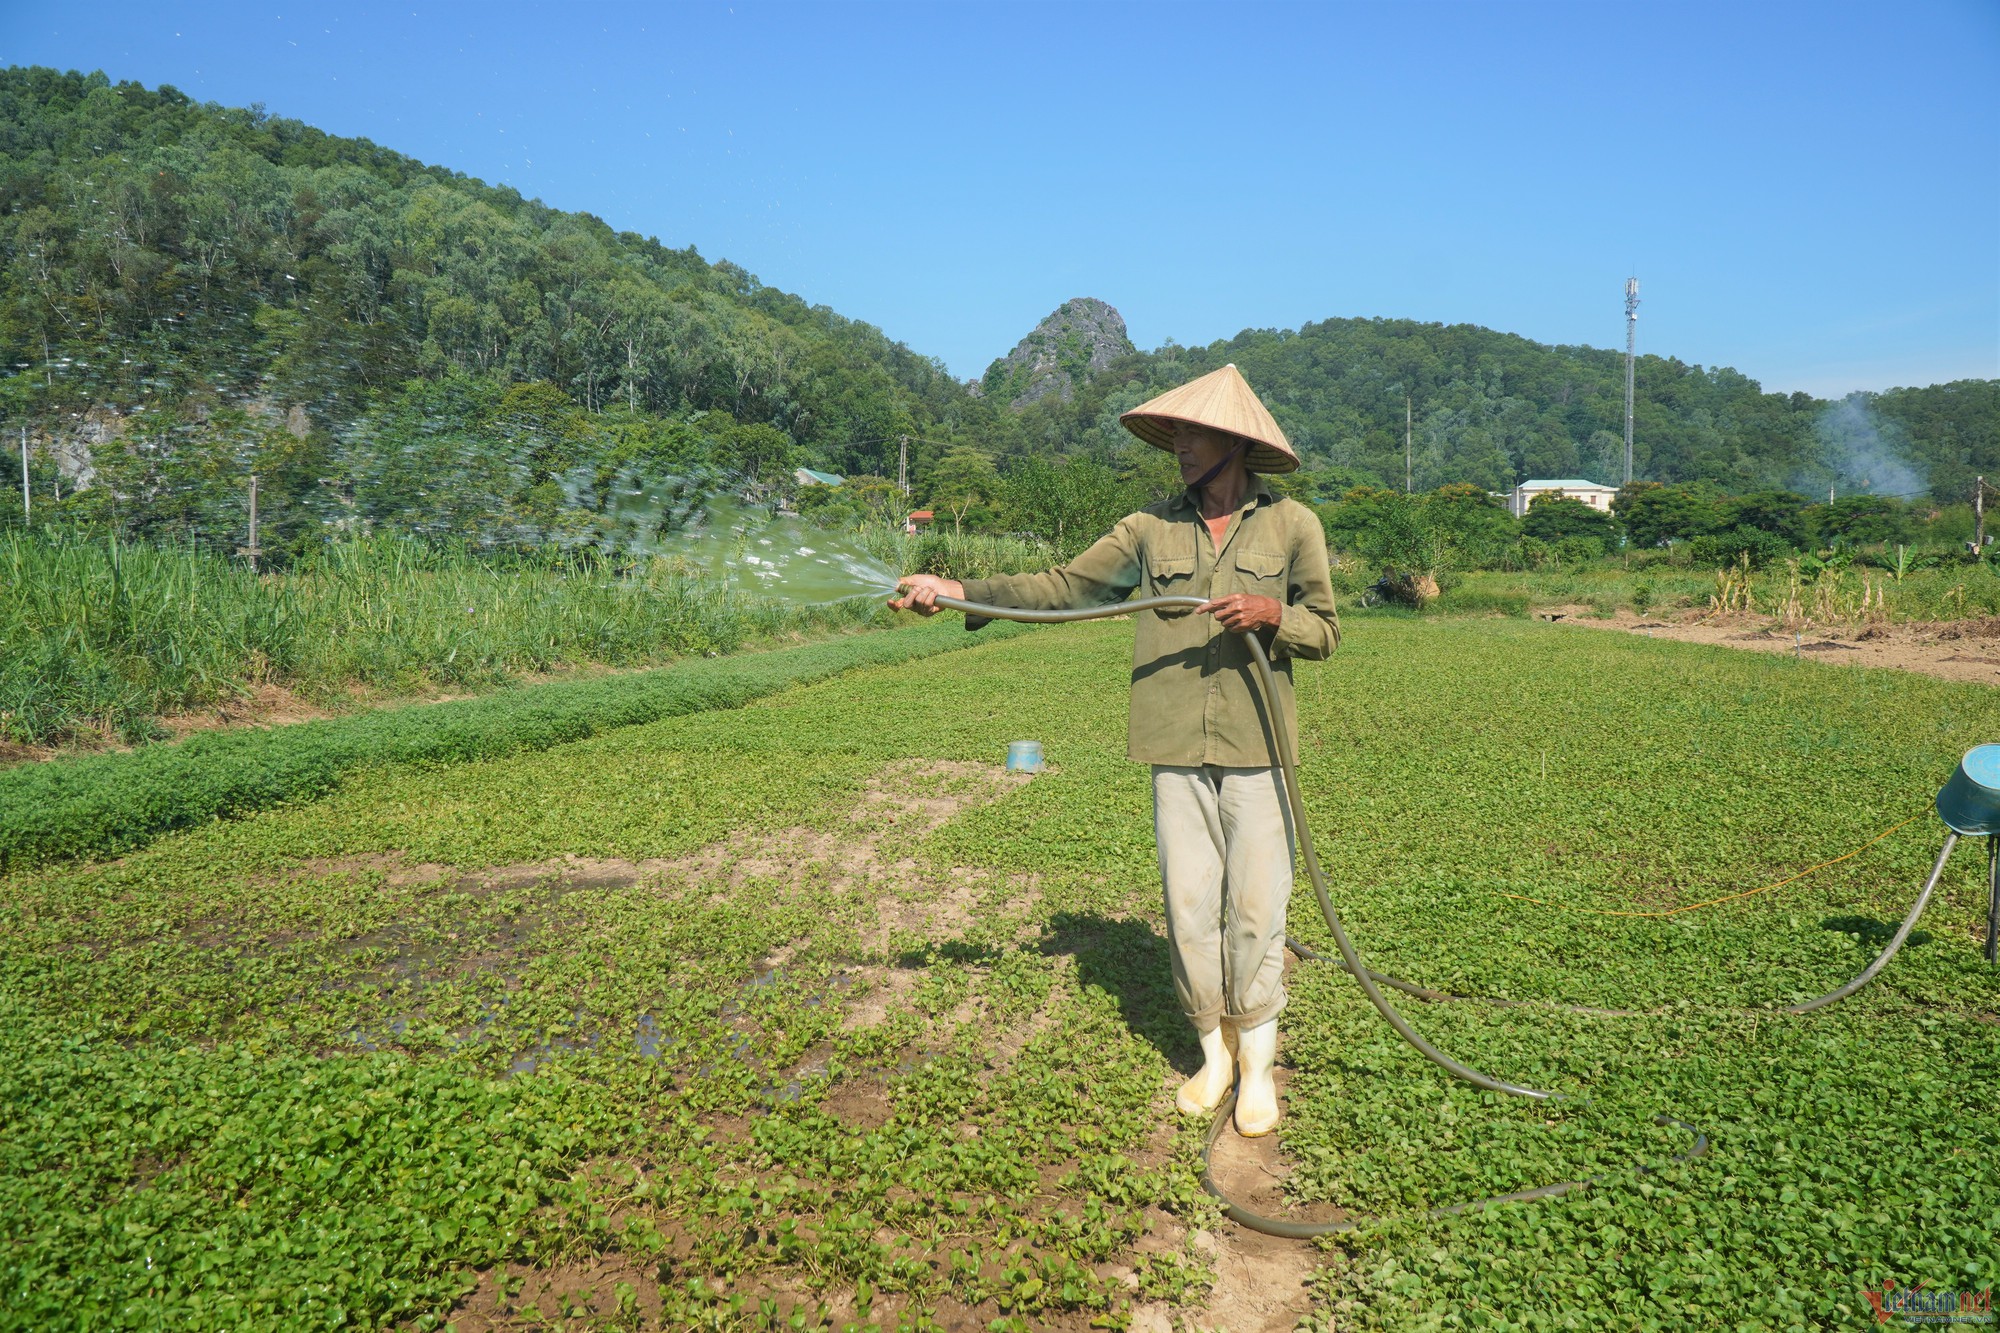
[2, 65, 1992, 551]
[1008, 319, 1998, 505]
[0, 66, 978, 482]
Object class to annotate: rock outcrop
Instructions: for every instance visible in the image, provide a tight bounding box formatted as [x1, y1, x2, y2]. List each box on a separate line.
[978, 298, 1135, 408]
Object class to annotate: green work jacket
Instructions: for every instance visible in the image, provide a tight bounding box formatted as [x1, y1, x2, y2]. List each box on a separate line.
[961, 477, 1339, 767]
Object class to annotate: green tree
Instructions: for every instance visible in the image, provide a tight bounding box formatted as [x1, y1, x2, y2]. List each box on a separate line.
[1687, 526, 1794, 568]
[1812, 495, 1910, 546]
[1614, 482, 1726, 548]
[713, 421, 800, 486]
[1522, 494, 1618, 544]
[1319, 487, 1456, 579]
[494, 381, 595, 483]
[72, 403, 275, 553]
[925, 448, 1000, 534]
[338, 373, 537, 546]
[1723, 490, 1810, 545]
[1000, 457, 1140, 560]
[1424, 482, 1520, 566]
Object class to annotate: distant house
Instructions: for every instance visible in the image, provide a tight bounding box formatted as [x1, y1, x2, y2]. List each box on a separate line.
[904, 509, 935, 535]
[1507, 478, 1618, 518]
[793, 467, 844, 487]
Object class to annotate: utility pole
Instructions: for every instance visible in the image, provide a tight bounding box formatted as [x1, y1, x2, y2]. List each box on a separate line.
[1404, 394, 1413, 494]
[242, 473, 262, 573]
[1978, 476, 1986, 552]
[897, 434, 909, 500]
[18, 427, 27, 523]
[1623, 277, 1640, 486]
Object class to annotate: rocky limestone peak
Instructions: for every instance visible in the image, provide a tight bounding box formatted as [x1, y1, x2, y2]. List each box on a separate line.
[978, 297, 1136, 409]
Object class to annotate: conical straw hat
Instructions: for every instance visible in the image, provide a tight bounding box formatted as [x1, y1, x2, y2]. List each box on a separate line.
[1119, 364, 1299, 474]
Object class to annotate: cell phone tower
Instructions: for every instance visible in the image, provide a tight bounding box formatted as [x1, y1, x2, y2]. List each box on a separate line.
[1623, 276, 1640, 485]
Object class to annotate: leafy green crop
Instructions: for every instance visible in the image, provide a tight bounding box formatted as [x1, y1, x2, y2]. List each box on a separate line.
[0, 617, 1023, 872]
[2, 617, 1996, 1330]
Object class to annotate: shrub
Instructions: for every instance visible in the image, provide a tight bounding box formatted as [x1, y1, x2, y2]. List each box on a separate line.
[1522, 496, 1618, 545]
[1512, 536, 1555, 570]
[1688, 526, 1795, 569]
[1551, 535, 1606, 565]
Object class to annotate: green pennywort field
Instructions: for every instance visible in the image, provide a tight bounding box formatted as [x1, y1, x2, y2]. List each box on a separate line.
[1, 617, 1997, 1331]
[0, 617, 1027, 873]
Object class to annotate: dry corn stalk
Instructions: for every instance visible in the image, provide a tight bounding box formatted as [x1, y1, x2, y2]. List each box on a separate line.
[1860, 572, 1887, 623]
[1807, 566, 1881, 625]
[1709, 554, 1755, 614]
[1777, 559, 1805, 627]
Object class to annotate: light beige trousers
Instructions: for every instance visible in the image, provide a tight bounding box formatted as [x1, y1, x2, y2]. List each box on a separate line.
[1151, 764, 1295, 1034]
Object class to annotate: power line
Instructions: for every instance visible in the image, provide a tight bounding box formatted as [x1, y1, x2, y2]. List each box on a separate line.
[1842, 487, 1941, 500]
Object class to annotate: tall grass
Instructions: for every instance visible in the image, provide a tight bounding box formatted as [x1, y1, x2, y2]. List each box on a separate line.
[0, 529, 884, 746]
[851, 526, 1057, 581]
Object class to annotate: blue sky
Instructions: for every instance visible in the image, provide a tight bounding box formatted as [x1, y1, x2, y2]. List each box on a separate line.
[3, 1, 1995, 397]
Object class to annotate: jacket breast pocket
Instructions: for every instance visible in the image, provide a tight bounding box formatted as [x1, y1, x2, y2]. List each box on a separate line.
[1236, 549, 1288, 594]
[1147, 555, 1197, 608]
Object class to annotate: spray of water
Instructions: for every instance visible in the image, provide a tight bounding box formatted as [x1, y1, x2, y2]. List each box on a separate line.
[663, 494, 904, 604]
[574, 466, 904, 605]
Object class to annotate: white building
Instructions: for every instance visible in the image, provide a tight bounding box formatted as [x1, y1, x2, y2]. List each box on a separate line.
[1507, 478, 1619, 518]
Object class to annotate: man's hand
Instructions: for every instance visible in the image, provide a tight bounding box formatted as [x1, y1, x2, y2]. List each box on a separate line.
[889, 574, 966, 615]
[1199, 593, 1283, 633]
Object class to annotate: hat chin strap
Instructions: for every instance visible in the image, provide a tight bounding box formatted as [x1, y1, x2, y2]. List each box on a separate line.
[1190, 439, 1247, 494]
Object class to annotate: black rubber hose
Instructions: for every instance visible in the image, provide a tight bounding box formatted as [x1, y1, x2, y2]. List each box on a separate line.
[923, 594, 1959, 1235]
[937, 596, 1574, 1088]
[1240, 622, 1556, 1099]
[1783, 833, 1958, 1014]
[1293, 831, 1964, 1020]
[1987, 838, 2000, 967]
[931, 593, 1712, 1234]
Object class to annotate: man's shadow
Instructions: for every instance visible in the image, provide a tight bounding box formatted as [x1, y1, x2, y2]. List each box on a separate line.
[1821, 915, 1931, 951]
[1037, 910, 1201, 1075]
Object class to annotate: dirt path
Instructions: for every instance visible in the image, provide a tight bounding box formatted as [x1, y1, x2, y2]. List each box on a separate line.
[1124, 1068, 1333, 1333]
[1546, 608, 2000, 685]
[397, 758, 1340, 1333]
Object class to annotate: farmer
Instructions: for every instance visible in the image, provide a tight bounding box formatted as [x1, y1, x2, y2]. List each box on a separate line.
[891, 364, 1339, 1136]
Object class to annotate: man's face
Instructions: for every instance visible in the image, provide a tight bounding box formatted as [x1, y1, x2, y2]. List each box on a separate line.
[1171, 422, 1236, 485]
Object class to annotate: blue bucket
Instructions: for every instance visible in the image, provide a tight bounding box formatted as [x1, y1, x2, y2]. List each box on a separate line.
[1936, 744, 2000, 835]
[1005, 740, 1044, 774]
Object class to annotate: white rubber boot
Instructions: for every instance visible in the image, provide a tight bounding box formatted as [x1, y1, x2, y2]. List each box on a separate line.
[1233, 1017, 1281, 1137]
[1176, 1023, 1238, 1115]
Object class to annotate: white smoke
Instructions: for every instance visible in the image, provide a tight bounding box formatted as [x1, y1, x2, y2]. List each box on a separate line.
[1813, 395, 1926, 498]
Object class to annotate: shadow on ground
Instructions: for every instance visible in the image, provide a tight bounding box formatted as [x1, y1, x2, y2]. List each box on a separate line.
[1036, 910, 1199, 1075]
[1821, 914, 1932, 950]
